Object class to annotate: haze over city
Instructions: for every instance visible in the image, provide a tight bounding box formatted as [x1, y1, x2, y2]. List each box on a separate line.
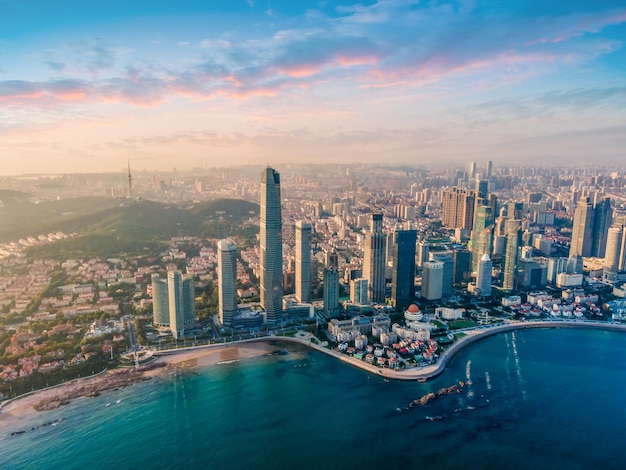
[2, 0, 625, 175]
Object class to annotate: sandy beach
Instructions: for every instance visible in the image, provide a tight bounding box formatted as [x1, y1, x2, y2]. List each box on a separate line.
[0, 341, 277, 428]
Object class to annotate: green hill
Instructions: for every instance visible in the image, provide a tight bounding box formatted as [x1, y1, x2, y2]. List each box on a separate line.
[17, 197, 259, 258]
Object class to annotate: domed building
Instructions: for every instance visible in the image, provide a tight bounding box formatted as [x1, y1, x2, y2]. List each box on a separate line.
[404, 304, 423, 329]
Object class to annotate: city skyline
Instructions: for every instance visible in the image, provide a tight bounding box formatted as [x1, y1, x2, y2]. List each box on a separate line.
[1, 0, 625, 175]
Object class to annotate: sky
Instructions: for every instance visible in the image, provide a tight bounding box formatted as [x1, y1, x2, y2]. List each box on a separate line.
[1, 0, 625, 175]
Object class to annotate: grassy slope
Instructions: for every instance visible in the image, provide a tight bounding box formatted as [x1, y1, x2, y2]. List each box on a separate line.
[16, 197, 259, 259]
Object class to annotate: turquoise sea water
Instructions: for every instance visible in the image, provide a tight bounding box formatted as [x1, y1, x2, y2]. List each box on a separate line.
[2, 328, 626, 470]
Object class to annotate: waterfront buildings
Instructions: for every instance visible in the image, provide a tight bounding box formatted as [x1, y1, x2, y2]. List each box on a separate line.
[260, 167, 283, 325]
[295, 220, 312, 303]
[391, 229, 417, 309]
[151, 274, 169, 326]
[217, 239, 238, 327]
[363, 213, 387, 303]
[151, 270, 196, 339]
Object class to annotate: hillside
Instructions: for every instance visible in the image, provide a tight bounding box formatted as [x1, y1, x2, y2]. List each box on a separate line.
[0, 197, 121, 243]
[17, 197, 259, 258]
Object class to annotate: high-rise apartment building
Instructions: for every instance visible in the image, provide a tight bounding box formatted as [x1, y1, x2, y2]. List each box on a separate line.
[363, 213, 387, 303]
[295, 220, 312, 303]
[441, 187, 475, 229]
[151, 274, 169, 326]
[260, 167, 283, 324]
[391, 230, 416, 309]
[167, 270, 196, 340]
[151, 271, 196, 339]
[217, 239, 238, 326]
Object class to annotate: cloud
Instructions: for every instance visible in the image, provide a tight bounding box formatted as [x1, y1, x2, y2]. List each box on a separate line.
[67, 37, 118, 73]
[3, 1, 626, 111]
[45, 61, 66, 72]
[0, 77, 166, 106]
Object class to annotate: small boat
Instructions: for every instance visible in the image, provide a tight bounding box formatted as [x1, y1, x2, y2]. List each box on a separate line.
[106, 403, 111, 407]
[116, 400, 121, 404]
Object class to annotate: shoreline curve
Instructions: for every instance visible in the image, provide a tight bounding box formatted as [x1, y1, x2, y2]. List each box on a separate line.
[154, 319, 626, 381]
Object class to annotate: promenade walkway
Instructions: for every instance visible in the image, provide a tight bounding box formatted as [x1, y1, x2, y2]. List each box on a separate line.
[155, 319, 626, 381]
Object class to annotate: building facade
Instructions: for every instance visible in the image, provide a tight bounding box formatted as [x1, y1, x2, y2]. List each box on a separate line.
[391, 229, 417, 309]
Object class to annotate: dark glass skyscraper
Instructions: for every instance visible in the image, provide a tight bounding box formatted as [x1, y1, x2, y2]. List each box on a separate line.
[260, 167, 283, 325]
[391, 230, 417, 309]
[363, 213, 386, 303]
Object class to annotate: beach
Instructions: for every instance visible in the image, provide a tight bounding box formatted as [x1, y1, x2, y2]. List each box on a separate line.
[0, 341, 276, 427]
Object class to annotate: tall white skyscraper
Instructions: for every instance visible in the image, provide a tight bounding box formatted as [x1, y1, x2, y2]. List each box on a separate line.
[217, 239, 238, 326]
[476, 253, 492, 297]
[260, 167, 283, 325]
[295, 220, 311, 303]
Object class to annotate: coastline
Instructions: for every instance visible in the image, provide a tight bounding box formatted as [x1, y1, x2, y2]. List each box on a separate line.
[0, 341, 276, 428]
[3, 320, 626, 425]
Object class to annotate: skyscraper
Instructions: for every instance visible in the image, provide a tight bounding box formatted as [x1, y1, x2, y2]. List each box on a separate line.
[421, 261, 443, 301]
[260, 167, 283, 324]
[350, 278, 369, 304]
[167, 270, 196, 339]
[502, 219, 521, 292]
[569, 197, 613, 258]
[470, 205, 493, 272]
[476, 254, 492, 297]
[591, 197, 612, 258]
[430, 252, 454, 297]
[604, 225, 623, 283]
[323, 251, 340, 317]
[391, 229, 416, 309]
[363, 213, 387, 303]
[152, 271, 195, 338]
[295, 221, 312, 303]
[151, 273, 169, 326]
[217, 239, 238, 326]
[441, 187, 476, 229]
